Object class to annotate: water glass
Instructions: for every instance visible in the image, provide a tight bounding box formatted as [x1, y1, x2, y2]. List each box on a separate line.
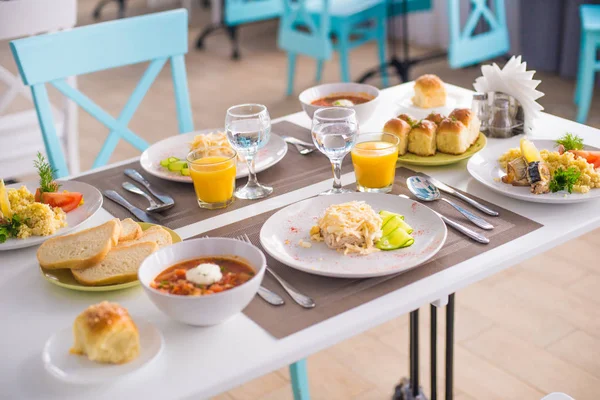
[351, 132, 399, 193]
[225, 104, 273, 200]
[311, 107, 358, 195]
[187, 147, 237, 209]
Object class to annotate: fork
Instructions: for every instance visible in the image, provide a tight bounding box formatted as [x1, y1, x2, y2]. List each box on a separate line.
[281, 135, 316, 155]
[238, 234, 316, 308]
[201, 236, 284, 306]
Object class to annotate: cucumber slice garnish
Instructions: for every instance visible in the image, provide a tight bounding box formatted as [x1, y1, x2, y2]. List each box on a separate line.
[168, 157, 179, 163]
[376, 226, 415, 250]
[382, 215, 413, 236]
[160, 158, 170, 167]
[168, 160, 187, 172]
[181, 168, 190, 176]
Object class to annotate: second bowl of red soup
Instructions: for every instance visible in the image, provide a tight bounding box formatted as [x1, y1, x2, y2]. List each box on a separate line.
[139, 238, 266, 326]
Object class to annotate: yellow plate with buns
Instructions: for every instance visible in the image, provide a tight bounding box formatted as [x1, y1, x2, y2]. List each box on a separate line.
[39, 221, 181, 292]
[397, 133, 487, 166]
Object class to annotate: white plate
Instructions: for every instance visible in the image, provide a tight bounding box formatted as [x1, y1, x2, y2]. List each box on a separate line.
[259, 193, 447, 278]
[467, 139, 600, 204]
[139, 129, 288, 183]
[42, 320, 163, 384]
[1, 181, 103, 251]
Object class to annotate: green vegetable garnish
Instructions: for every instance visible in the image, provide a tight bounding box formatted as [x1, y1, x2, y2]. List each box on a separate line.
[549, 167, 581, 194]
[34, 152, 60, 194]
[556, 133, 584, 151]
[0, 214, 25, 243]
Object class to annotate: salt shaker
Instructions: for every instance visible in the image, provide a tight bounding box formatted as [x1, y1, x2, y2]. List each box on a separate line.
[488, 98, 514, 138]
[471, 93, 489, 133]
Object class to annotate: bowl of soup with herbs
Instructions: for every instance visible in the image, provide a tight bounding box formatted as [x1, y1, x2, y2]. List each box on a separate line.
[139, 238, 266, 326]
[299, 82, 380, 124]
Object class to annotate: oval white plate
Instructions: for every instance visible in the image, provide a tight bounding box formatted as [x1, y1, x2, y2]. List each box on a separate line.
[139, 129, 288, 183]
[260, 193, 447, 278]
[1, 180, 103, 251]
[467, 139, 600, 204]
[43, 320, 163, 384]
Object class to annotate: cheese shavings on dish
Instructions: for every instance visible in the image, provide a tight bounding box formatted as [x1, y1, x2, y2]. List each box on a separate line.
[190, 131, 230, 151]
[310, 201, 383, 255]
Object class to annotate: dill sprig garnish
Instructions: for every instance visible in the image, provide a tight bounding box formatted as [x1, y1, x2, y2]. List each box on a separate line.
[33, 152, 60, 193]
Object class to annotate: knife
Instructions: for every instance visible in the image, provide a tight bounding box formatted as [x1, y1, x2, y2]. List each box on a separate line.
[399, 194, 490, 244]
[103, 190, 159, 224]
[426, 176, 499, 217]
[124, 169, 174, 206]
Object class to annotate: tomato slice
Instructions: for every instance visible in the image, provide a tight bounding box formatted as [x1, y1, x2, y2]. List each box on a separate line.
[35, 189, 83, 212]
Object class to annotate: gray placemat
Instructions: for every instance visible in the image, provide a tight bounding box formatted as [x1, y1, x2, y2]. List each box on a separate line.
[74, 121, 353, 229]
[195, 167, 543, 339]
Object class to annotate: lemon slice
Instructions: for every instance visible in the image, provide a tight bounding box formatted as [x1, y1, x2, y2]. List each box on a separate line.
[0, 179, 13, 219]
[520, 139, 542, 163]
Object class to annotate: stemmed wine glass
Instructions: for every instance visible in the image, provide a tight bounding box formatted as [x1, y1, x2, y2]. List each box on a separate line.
[311, 107, 358, 195]
[225, 104, 273, 200]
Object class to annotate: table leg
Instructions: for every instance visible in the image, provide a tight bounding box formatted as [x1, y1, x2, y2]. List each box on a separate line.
[445, 293, 455, 400]
[430, 304, 437, 400]
[393, 309, 426, 400]
[92, 0, 127, 20]
[227, 26, 241, 60]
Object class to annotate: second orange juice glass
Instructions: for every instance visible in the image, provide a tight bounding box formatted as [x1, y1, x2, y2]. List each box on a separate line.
[187, 147, 237, 209]
[351, 133, 399, 193]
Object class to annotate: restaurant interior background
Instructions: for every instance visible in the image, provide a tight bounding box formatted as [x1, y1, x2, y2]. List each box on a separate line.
[1, 0, 599, 399]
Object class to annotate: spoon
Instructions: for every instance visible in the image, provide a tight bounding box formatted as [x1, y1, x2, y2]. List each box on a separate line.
[121, 182, 174, 213]
[406, 176, 494, 230]
[281, 136, 315, 155]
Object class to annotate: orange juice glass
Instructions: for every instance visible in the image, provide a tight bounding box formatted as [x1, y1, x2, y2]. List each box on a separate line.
[351, 133, 399, 193]
[187, 147, 237, 209]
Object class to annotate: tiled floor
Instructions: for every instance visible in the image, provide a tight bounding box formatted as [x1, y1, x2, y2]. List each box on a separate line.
[1, 1, 599, 399]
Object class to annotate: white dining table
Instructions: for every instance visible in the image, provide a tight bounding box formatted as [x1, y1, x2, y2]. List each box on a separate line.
[2, 82, 600, 400]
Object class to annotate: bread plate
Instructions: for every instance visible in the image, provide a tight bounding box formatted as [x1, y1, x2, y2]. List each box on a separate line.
[43, 319, 163, 384]
[259, 193, 447, 278]
[1, 181, 103, 251]
[39, 222, 181, 291]
[139, 128, 288, 183]
[397, 132, 487, 167]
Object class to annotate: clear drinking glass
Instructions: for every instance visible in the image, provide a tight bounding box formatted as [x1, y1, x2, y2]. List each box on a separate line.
[351, 132, 399, 193]
[311, 107, 358, 195]
[225, 104, 273, 200]
[187, 147, 237, 209]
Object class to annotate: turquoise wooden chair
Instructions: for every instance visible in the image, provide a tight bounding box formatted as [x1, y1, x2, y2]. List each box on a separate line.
[447, 0, 509, 69]
[278, 0, 388, 95]
[574, 5, 600, 124]
[9, 9, 194, 178]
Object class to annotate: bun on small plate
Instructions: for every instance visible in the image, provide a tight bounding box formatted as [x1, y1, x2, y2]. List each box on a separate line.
[448, 108, 481, 145]
[412, 74, 446, 108]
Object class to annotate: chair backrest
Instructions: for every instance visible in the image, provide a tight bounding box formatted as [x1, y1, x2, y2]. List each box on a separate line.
[0, 0, 76, 41]
[278, 0, 332, 60]
[447, 0, 509, 68]
[225, 0, 283, 26]
[10, 9, 194, 178]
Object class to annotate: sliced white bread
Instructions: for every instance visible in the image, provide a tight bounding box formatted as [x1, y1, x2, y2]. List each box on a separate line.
[118, 218, 142, 242]
[119, 225, 172, 248]
[71, 242, 159, 286]
[37, 219, 121, 270]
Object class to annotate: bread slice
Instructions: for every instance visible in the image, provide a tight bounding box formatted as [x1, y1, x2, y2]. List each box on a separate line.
[119, 226, 172, 248]
[37, 220, 121, 270]
[71, 242, 159, 286]
[118, 218, 142, 242]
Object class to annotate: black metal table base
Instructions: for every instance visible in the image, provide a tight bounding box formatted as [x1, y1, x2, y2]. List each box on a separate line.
[195, 23, 240, 60]
[92, 0, 127, 20]
[358, 0, 447, 85]
[393, 293, 455, 400]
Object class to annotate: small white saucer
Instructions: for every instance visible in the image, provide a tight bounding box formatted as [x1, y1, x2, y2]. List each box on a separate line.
[42, 320, 164, 384]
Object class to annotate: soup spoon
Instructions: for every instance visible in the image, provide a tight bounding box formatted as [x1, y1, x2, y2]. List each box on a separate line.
[407, 176, 494, 230]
